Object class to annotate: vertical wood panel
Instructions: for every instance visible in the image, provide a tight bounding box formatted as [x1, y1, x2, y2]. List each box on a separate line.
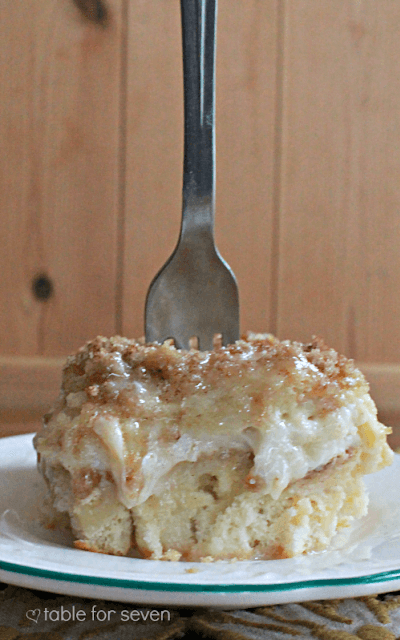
[277, 0, 400, 362]
[0, 0, 123, 356]
[216, 0, 279, 334]
[122, 0, 279, 339]
[122, 0, 183, 339]
[216, 0, 278, 331]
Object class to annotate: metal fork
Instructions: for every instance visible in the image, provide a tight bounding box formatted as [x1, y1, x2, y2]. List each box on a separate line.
[145, 0, 239, 351]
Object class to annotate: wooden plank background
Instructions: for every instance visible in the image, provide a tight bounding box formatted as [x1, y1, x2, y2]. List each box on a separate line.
[277, 0, 400, 362]
[1, 0, 400, 437]
[0, 0, 122, 358]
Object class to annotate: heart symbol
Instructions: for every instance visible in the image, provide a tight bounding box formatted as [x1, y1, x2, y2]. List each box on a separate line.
[26, 609, 40, 623]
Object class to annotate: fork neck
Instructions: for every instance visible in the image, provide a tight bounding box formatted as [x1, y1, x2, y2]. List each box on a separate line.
[180, 0, 216, 240]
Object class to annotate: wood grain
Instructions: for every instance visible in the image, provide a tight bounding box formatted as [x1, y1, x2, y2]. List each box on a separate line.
[276, 0, 400, 362]
[359, 363, 400, 415]
[0, 356, 63, 419]
[122, 0, 279, 338]
[0, 0, 124, 356]
[121, 0, 183, 339]
[0, 422, 41, 440]
[214, 0, 279, 334]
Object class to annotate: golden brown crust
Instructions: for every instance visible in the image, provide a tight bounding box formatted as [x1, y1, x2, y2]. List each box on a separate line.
[73, 540, 125, 556]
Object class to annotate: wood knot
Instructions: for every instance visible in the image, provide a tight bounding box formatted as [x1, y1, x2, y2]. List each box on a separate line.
[32, 274, 54, 301]
[73, 0, 108, 25]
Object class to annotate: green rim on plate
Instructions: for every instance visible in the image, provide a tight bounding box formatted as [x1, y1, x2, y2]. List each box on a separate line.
[1, 560, 400, 593]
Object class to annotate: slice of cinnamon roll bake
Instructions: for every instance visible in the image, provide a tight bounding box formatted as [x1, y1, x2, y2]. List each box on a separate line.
[33, 333, 393, 561]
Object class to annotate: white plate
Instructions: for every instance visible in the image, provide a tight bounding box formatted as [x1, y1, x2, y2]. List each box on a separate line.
[1, 434, 400, 608]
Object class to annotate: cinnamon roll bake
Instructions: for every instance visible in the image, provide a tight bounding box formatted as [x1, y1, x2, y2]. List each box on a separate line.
[33, 333, 393, 561]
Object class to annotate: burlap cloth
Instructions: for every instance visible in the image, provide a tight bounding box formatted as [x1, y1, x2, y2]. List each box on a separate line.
[1, 581, 400, 640]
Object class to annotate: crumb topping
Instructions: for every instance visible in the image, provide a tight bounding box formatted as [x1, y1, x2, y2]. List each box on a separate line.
[60, 332, 367, 410]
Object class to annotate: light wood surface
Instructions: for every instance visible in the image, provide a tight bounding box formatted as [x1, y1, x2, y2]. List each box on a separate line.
[0, 0, 123, 357]
[276, 1, 400, 362]
[1, 2, 400, 434]
[212, 0, 279, 335]
[0, 356, 63, 419]
[121, 0, 183, 339]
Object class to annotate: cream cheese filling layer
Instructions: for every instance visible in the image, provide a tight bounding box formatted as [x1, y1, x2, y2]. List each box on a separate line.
[61, 395, 374, 510]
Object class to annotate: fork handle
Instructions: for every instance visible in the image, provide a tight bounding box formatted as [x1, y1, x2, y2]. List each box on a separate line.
[180, 0, 216, 238]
